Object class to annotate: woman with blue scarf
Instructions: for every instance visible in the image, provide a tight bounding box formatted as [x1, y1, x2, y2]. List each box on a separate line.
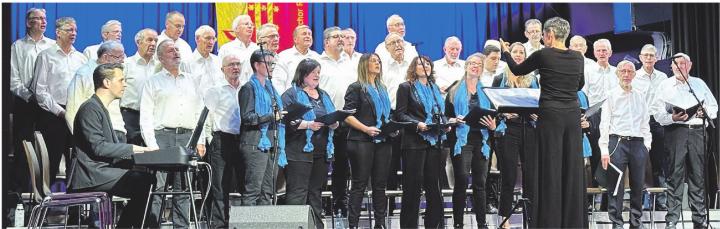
[445, 53, 498, 229]
[238, 50, 285, 206]
[394, 56, 447, 228]
[491, 42, 540, 228]
[343, 53, 393, 229]
[281, 58, 339, 229]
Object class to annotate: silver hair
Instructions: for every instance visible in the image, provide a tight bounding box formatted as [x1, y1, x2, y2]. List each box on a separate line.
[524, 19, 542, 30]
[55, 17, 76, 30]
[257, 23, 279, 38]
[292, 25, 311, 38]
[101, 20, 122, 34]
[156, 39, 175, 58]
[616, 60, 635, 71]
[543, 17, 571, 42]
[166, 11, 184, 22]
[386, 14, 403, 28]
[231, 15, 252, 30]
[25, 8, 46, 21]
[673, 52, 691, 62]
[593, 39, 613, 51]
[464, 52, 485, 68]
[640, 44, 657, 54]
[342, 27, 356, 34]
[444, 36, 461, 47]
[570, 35, 586, 45]
[97, 41, 124, 58]
[134, 28, 157, 44]
[194, 25, 215, 39]
[323, 26, 342, 40]
[222, 54, 242, 67]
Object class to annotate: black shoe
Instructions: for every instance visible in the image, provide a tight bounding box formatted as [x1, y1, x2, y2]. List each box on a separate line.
[656, 203, 668, 211]
[486, 204, 498, 214]
[694, 221, 708, 229]
[374, 219, 386, 229]
[453, 223, 463, 228]
[666, 221, 677, 229]
[612, 223, 624, 229]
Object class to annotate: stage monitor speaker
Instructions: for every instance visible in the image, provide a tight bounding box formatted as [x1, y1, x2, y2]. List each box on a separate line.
[229, 205, 315, 229]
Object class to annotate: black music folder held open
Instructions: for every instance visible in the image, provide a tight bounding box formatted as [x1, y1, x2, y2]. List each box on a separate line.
[593, 162, 624, 196]
[665, 100, 704, 120]
[461, 106, 498, 128]
[283, 103, 313, 123]
[583, 100, 604, 118]
[315, 109, 356, 125]
[482, 87, 540, 114]
[378, 120, 413, 137]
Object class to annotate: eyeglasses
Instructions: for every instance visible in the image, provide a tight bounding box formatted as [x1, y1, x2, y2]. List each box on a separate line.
[261, 34, 279, 40]
[390, 22, 405, 27]
[417, 61, 431, 66]
[259, 61, 276, 68]
[173, 24, 185, 29]
[105, 53, 125, 61]
[224, 62, 242, 68]
[329, 34, 346, 39]
[29, 16, 46, 21]
[640, 53, 656, 58]
[618, 69, 635, 74]
[60, 28, 77, 33]
[388, 39, 404, 46]
[467, 61, 482, 66]
[240, 22, 254, 28]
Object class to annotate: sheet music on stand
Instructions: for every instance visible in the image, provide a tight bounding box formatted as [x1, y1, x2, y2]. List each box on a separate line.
[482, 87, 540, 113]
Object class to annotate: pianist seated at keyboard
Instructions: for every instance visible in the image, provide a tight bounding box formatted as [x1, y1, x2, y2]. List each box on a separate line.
[68, 63, 158, 228]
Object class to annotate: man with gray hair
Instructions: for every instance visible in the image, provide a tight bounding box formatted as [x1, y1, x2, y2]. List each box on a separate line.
[141, 39, 206, 228]
[32, 16, 88, 184]
[66, 41, 127, 140]
[186, 25, 224, 93]
[584, 38, 618, 107]
[277, 25, 320, 93]
[158, 11, 193, 60]
[218, 14, 258, 59]
[522, 19, 544, 56]
[650, 53, 717, 229]
[121, 28, 158, 145]
[375, 14, 418, 63]
[632, 44, 670, 211]
[239, 23, 287, 85]
[83, 20, 123, 61]
[10, 7, 56, 192]
[341, 28, 362, 71]
[434, 36, 465, 93]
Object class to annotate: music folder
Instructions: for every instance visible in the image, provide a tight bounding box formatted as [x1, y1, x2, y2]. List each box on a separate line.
[283, 103, 313, 123]
[378, 120, 413, 137]
[482, 87, 540, 114]
[593, 162, 624, 196]
[665, 100, 704, 120]
[315, 109, 356, 125]
[583, 100, 604, 118]
[461, 106, 498, 128]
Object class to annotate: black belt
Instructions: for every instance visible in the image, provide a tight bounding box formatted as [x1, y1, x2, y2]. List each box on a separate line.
[161, 127, 193, 134]
[241, 125, 274, 131]
[610, 134, 643, 141]
[121, 107, 140, 113]
[668, 123, 704, 129]
[213, 131, 240, 140]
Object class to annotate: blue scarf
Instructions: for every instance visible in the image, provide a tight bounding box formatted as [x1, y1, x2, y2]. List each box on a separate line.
[577, 91, 592, 158]
[499, 75, 539, 129]
[249, 75, 287, 167]
[413, 80, 447, 145]
[364, 83, 391, 143]
[452, 79, 492, 158]
[293, 86, 336, 159]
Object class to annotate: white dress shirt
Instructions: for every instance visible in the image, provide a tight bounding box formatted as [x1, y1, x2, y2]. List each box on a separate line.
[318, 52, 356, 109]
[32, 44, 88, 116]
[276, 46, 320, 93]
[480, 71, 500, 87]
[382, 58, 410, 110]
[433, 57, 465, 92]
[523, 41, 544, 57]
[121, 53, 157, 110]
[582, 64, 618, 107]
[204, 81, 241, 134]
[139, 68, 205, 149]
[342, 51, 363, 73]
[10, 35, 56, 102]
[632, 67, 668, 116]
[650, 76, 718, 126]
[218, 39, 258, 59]
[157, 31, 193, 61]
[82, 43, 102, 61]
[374, 40, 418, 64]
[599, 87, 652, 156]
[184, 50, 225, 95]
[65, 61, 126, 134]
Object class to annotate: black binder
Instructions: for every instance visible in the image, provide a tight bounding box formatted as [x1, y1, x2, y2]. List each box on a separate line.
[461, 106, 498, 128]
[378, 120, 413, 137]
[665, 100, 704, 120]
[283, 103, 313, 123]
[315, 109, 356, 125]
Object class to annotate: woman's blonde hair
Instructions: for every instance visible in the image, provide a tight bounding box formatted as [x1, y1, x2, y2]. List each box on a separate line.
[447, 52, 485, 103]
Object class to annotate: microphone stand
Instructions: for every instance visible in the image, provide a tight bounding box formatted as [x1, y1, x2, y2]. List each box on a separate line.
[259, 44, 281, 205]
[671, 58, 714, 228]
[417, 52, 448, 147]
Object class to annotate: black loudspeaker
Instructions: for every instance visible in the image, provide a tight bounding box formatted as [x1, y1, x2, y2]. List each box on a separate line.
[229, 205, 315, 229]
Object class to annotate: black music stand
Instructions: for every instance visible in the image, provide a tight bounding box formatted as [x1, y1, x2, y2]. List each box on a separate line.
[483, 87, 540, 229]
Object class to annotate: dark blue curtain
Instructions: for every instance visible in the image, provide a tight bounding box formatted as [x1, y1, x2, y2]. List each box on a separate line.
[308, 3, 547, 60]
[10, 3, 215, 55]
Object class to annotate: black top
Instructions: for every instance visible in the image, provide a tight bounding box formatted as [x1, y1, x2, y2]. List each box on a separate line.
[394, 81, 435, 150]
[281, 88, 331, 162]
[238, 81, 277, 147]
[343, 82, 388, 142]
[70, 95, 133, 190]
[503, 48, 584, 109]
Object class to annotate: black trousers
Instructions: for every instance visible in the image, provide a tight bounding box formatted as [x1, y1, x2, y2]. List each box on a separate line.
[451, 132, 489, 226]
[664, 125, 707, 224]
[285, 157, 329, 229]
[37, 108, 72, 185]
[497, 122, 538, 219]
[535, 107, 587, 228]
[607, 136, 648, 227]
[648, 119, 668, 206]
[11, 95, 39, 192]
[207, 132, 244, 228]
[387, 135, 403, 211]
[587, 110, 608, 209]
[399, 147, 443, 228]
[330, 127, 350, 215]
[120, 108, 145, 146]
[346, 140, 392, 227]
[71, 171, 157, 227]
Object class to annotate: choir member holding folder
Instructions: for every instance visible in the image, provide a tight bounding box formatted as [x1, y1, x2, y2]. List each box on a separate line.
[394, 56, 448, 228]
[445, 53, 497, 228]
[343, 53, 394, 229]
[281, 58, 339, 229]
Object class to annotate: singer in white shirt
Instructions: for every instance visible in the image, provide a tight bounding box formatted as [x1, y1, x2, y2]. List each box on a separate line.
[598, 60, 652, 229]
[434, 36, 465, 94]
[374, 14, 418, 63]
